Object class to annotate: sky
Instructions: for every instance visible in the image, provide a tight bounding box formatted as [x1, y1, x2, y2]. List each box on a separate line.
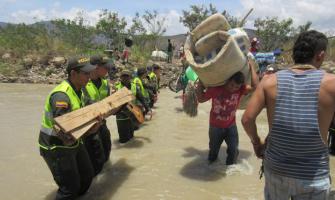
[0, 0, 334, 36]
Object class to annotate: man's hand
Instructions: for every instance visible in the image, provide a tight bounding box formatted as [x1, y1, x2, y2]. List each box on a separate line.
[87, 115, 104, 135]
[194, 79, 205, 92]
[57, 131, 77, 146]
[252, 139, 266, 159]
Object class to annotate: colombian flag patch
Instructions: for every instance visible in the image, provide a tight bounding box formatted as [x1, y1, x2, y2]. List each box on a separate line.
[55, 101, 68, 108]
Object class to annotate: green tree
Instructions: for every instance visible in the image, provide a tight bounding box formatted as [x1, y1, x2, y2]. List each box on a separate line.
[180, 4, 217, 31]
[180, 4, 240, 31]
[141, 10, 167, 49]
[51, 11, 95, 53]
[296, 21, 312, 34]
[0, 23, 51, 55]
[254, 17, 295, 51]
[96, 9, 127, 49]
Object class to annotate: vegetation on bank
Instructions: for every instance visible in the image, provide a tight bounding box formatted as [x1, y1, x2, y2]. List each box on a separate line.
[0, 3, 334, 76]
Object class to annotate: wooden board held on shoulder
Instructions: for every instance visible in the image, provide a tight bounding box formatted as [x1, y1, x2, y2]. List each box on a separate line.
[54, 87, 135, 138]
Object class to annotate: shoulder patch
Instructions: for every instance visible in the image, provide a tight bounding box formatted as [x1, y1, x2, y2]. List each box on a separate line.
[55, 101, 68, 108]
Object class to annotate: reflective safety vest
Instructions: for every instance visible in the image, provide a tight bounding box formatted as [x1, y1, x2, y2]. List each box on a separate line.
[148, 71, 157, 81]
[40, 80, 82, 137]
[148, 72, 158, 90]
[115, 81, 139, 105]
[84, 78, 109, 103]
[114, 81, 136, 95]
[132, 77, 149, 98]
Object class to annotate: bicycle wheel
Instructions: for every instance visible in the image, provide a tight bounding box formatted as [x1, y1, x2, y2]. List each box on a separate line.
[168, 78, 178, 93]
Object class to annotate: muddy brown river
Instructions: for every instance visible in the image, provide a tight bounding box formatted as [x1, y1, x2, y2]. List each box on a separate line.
[1, 83, 335, 200]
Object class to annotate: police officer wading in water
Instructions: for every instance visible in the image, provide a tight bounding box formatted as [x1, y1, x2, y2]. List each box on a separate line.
[82, 55, 112, 168]
[39, 57, 100, 200]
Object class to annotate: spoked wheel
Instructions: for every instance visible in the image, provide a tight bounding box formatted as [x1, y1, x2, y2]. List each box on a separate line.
[168, 78, 179, 93]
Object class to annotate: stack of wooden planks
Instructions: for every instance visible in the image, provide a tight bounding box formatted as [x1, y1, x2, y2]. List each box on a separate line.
[54, 87, 134, 139]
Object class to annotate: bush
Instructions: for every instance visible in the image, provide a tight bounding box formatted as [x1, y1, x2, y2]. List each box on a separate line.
[130, 45, 152, 65]
[0, 61, 24, 76]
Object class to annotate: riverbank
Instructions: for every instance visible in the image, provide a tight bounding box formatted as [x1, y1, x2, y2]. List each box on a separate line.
[0, 57, 182, 87]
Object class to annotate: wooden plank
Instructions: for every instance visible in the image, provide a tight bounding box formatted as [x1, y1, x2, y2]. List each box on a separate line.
[71, 120, 97, 139]
[56, 88, 132, 128]
[56, 92, 134, 133]
[54, 87, 134, 134]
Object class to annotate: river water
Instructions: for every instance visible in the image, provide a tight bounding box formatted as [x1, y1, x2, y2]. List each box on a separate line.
[1, 83, 335, 200]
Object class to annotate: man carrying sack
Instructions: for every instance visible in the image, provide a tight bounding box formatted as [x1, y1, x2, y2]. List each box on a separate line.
[195, 60, 258, 165]
[38, 57, 99, 200]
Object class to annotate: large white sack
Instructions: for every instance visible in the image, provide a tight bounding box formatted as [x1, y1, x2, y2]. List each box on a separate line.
[151, 50, 168, 61]
[185, 31, 248, 87]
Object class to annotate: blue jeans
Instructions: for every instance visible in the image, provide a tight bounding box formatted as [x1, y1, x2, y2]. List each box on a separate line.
[264, 166, 330, 200]
[208, 125, 239, 165]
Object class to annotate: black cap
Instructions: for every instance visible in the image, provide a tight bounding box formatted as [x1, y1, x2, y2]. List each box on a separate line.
[120, 70, 132, 77]
[90, 55, 113, 69]
[67, 57, 96, 73]
[137, 67, 147, 76]
[152, 64, 161, 70]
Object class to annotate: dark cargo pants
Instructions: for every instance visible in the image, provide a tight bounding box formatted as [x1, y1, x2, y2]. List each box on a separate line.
[208, 125, 239, 165]
[83, 133, 106, 175]
[99, 122, 112, 162]
[40, 142, 94, 200]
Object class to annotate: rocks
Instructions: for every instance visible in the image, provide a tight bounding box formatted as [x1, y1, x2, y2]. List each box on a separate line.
[321, 61, 335, 73]
[37, 55, 51, 66]
[2, 53, 11, 60]
[50, 56, 66, 68]
[23, 57, 33, 69]
[0, 53, 185, 86]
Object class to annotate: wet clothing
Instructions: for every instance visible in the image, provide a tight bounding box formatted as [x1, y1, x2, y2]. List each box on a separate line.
[82, 78, 112, 165]
[114, 82, 135, 143]
[83, 132, 105, 175]
[264, 69, 329, 181]
[41, 142, 94, 200]
[39, 80, 94, 200]
[204, 85, 246, 128]
[208, 125, 239, 165]
[116, 109, 134, 143]
[203, 85, 246, 165]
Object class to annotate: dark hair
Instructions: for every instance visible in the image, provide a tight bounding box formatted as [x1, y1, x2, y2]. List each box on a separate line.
[293, 30, 328, 64]
[67, 68, 80, 77]
[228, 71, 245, 85]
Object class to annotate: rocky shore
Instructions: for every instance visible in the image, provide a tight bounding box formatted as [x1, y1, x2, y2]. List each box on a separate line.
[0, 54, 334, 86]
[0, 56, 183, 87]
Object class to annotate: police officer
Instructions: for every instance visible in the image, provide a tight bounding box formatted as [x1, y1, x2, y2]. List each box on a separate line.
[114, 70, 136, 143]
[39, 57, 97, 200]
[82, 55, 112, 164]
[133, 67, 151, 113]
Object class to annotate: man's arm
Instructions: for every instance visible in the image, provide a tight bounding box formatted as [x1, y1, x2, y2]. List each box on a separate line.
[195, 80, 211, 103]
[50, 92, 72, 117]
[245, 59, 259, 93]
[241, 78, 266, 158]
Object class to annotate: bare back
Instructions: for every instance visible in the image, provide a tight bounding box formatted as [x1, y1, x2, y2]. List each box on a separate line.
[263, 69, 335, 143]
